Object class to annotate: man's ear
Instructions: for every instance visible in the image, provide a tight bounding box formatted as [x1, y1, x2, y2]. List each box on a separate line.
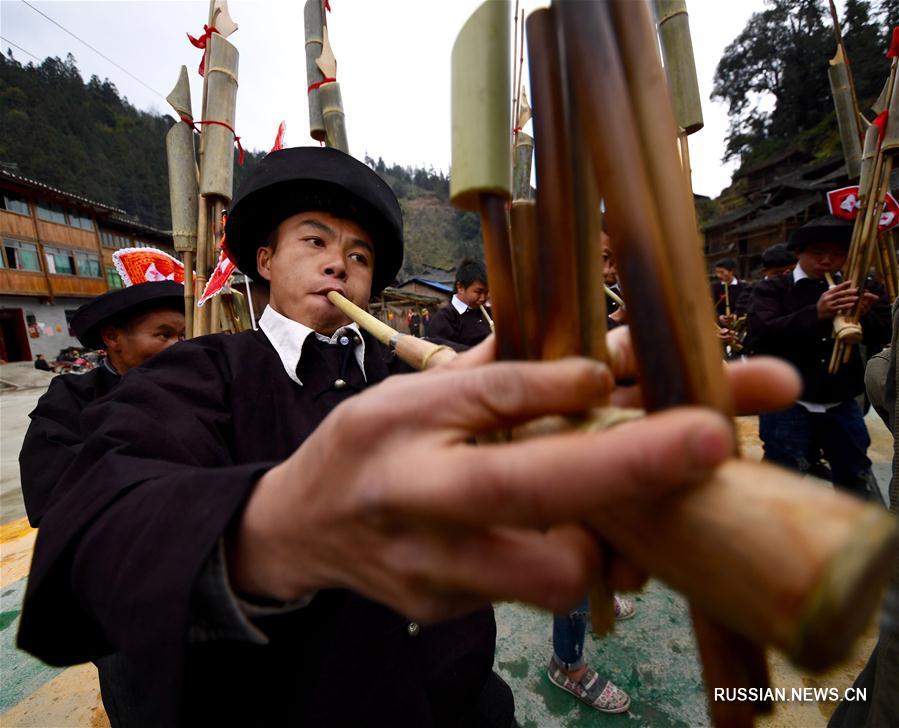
[100, 325, 122, 352]
[256, 246, 274, 282]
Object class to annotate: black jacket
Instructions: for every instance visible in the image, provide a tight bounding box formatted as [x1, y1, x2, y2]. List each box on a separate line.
[746, 273, 891, 403]
[19, 365, 120, 527]
[427, 303, 491, 347]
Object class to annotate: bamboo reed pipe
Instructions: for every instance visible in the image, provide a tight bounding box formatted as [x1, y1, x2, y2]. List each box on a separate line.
[479, 304, 494, 332]
[604, 285, 624, 309]
[303, 0, 327, 141]
[450, 1, 523, 361]
[881, 230, 899, 299]
[652, 0, 703, 135]
[828, 55, 863, 179]
[326, 291, 455, 370]
[320, 81, 349, 154]
[527, 10, 583, 360]
[183, 251, 195, 338]
[194, 200, 210, 336]
[510, 200, 542, 361]
[479, 195, 525, 361]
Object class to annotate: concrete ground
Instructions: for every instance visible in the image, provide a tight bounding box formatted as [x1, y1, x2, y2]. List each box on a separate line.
[0, 376, 894, 727]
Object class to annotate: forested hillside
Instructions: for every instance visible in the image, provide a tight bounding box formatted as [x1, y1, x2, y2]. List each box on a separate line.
[0, 52, 482, 279]
[713, 0, 898, 170]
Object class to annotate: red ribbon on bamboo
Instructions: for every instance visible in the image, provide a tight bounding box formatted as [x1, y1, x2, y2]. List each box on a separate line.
[187, 24, 219, 76]
[886, 27, 899, 59]
[180, 117, 245, 165]
[307, 77, 337, 93]
[873, 111, 889, 145]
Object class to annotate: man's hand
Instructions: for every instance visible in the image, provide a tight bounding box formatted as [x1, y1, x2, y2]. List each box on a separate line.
[817, 281, 859, 319]
[229, 331, 800, 622]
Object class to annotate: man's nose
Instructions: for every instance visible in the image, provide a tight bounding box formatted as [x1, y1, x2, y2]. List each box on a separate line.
[323, 256, 347, 279]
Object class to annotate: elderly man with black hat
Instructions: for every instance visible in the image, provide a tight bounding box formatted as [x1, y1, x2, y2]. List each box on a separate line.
[748, 215, 891, 499]
[18, 279, 184, 528]
[17, 147, 800, 727]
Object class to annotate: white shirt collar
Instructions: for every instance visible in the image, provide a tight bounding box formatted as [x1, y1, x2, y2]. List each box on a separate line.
[451, 294, 469, 315]
[259, 305, 366, 386]
[792, 264, 810, 282]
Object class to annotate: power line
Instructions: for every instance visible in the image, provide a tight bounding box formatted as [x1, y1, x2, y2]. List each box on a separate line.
[20, 0, 167, 102]
[0, 36, 43, 63]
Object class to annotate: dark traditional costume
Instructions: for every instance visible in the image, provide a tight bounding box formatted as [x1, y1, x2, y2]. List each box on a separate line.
[427, 296, 492, 346]
[18, 280, 184, 527]
[747, 218, 891, 498]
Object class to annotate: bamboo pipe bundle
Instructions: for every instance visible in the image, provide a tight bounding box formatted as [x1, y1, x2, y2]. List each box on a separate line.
[563, 4, 765, 721]
[326, 292, 455, 370]
[549, 2, 895, 723]
[831, 55, 898, 372]
[331, 275, 899, 676]
[303, 0, 327, 142]
[450, 0, 524, 361]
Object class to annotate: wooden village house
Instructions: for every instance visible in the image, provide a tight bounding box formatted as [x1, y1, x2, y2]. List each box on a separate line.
[0, 168, 175, 363]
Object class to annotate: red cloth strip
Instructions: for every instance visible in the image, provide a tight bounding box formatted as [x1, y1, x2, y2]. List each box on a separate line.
[887, 27, 899, 59]
[308, 77, 337, 93]
[180, 117, 245, 165]
[325, 0, 331, 12]
[270, 121, 287, 153]
[187, 24, 218, 76]
[873, 111, 889, 145]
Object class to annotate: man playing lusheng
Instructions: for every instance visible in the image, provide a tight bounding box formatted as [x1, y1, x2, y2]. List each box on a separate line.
[19, 147, 799, 726]
[749, 216, 891, 499]
[18, 280, 185, 528]
[427, 257, 492, 346]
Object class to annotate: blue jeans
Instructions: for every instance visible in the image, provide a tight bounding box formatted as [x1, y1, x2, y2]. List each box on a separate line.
[759, 400, 872, 498]
[552, 596, 589, 670]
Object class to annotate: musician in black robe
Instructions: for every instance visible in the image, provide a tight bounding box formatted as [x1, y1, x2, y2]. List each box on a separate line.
[18, 280, 185, 527]
[748, 217, 891, 498]
[427, 258, 492, 346]
[17, 146, 800, 727]
[710, 257, 746, 318]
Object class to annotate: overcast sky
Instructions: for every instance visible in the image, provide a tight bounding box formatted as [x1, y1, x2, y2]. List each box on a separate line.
[0, 0, 848, 198]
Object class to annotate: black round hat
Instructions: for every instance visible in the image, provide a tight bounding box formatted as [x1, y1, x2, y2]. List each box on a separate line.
[760, 243, 797, 269]
[224, 147, 403, 295]
[787, 216, 853, 252]
[71, 280, 184, 349]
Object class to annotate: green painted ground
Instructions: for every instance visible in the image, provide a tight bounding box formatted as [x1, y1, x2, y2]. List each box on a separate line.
[0, 578, 64, 713]
[494, 581, 709, 728]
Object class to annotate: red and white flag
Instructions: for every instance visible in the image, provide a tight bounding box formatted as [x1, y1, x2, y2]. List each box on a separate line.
[198, 249, 237, 307]
[826, 186, 899, 231]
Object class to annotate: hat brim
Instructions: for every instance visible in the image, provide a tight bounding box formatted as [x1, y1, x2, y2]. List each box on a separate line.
[787, 225, 853, 251]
